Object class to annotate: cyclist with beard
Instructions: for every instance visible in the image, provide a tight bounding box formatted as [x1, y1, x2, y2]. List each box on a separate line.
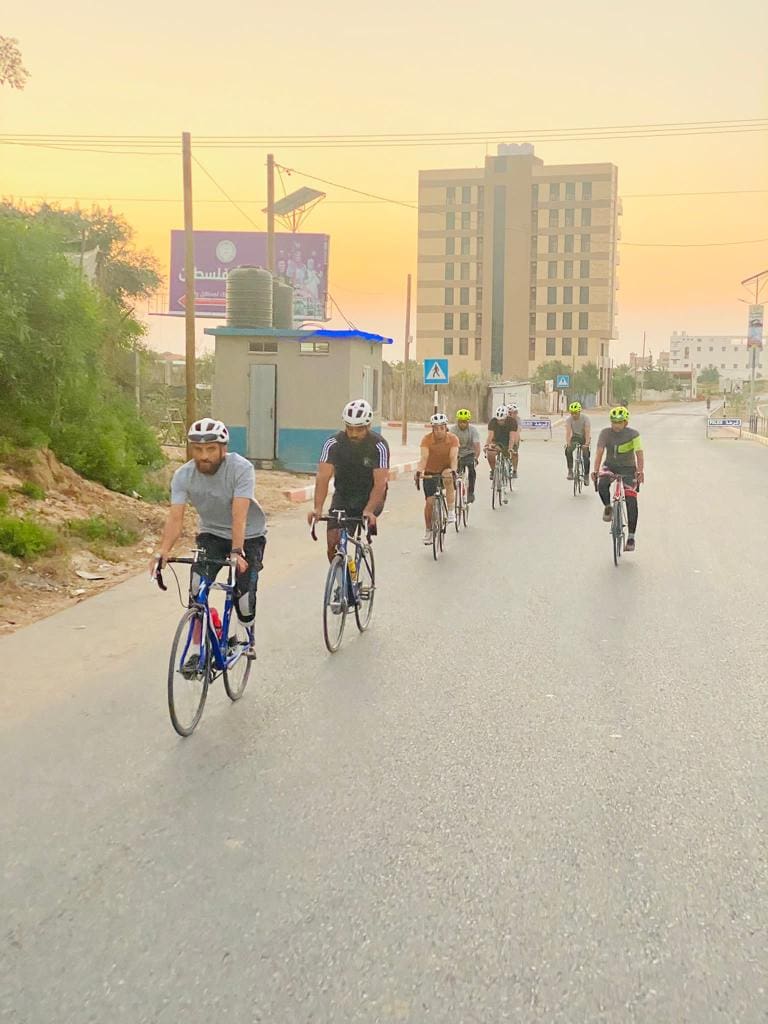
[308, 399, 390, 561]
[150, 418, 267, 660]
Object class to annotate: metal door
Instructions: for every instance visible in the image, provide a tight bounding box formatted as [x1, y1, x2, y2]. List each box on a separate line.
[248, 363, 276, 460]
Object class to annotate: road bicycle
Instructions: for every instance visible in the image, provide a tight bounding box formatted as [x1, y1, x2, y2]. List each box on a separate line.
[311, 512, 375, 653]
[416, 472, 451, 560]
[572, 443, 586, 496]
[454, 464, 469, 531]
[486, 445, 511, 509]
[597, 472, 636, 566]
[155, 551, 253, 736]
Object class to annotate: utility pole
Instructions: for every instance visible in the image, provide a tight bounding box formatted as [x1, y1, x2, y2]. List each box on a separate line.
[182, 131, 197, 430]
[639, 330, 646, 402]
[741, 270, 767, 428]
[401, 273, 412, 445]
[267, 154, 276, 274]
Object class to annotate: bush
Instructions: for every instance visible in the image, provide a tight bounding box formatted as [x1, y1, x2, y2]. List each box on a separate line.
[0, 516, 58, 559]
[65, 514, 139, 547]
[0, 491, 8, 512]
[17, 481, 46, 500]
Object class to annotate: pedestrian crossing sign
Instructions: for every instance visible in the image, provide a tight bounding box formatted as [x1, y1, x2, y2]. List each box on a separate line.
[423, 358, 449, 385]
[556, 374, 570, 388]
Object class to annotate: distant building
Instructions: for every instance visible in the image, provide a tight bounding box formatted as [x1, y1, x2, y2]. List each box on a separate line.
[669, 331, 764, 384]
[657, 351, 670, 370]
[417, 146, 621, 382]
[629, 352, 652, 371]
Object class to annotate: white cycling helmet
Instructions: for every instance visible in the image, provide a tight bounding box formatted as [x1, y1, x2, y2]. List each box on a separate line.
[508, 404, 519, 413]
[430, 412, 449, 426]
[187, 418, 229, 443]
[342, 398, 373, 426]
[494, 405, 508, 420]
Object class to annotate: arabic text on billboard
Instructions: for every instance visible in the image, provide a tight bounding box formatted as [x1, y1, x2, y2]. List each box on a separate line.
[169, 230, 330, 322]
[747, 304, 764, 350]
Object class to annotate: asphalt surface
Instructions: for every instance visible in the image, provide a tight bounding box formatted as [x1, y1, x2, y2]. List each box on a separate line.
[2, 403, 767, 1023]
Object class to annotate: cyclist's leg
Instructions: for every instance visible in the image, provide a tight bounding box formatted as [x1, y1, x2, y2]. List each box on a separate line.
[442, 468, 455, 509]
[582, 445, 591, 478]
[623, 475, 639, 534]
[565, 441, 574, 471]
[597, 473, 612, 507]
[189, 533, 226, 656]
[423, 476, 437, 529]
[486, 446, 497, 477]
[510, 441, 519, 474]
[235, 535, 266, 625]
[465, 457, 477, 498]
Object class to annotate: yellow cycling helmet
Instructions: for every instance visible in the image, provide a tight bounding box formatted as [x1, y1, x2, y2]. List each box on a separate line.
[609, 405, 629, 422]
[568, 402, 582, 413]
[456, 409, 472, 421]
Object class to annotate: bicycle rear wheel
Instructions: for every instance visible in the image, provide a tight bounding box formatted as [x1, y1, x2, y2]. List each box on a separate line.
[322, 555, 348, 652]
[223, 616, 252, 701]
[168, 608, 209, 737]
[354, 543, 376, 632]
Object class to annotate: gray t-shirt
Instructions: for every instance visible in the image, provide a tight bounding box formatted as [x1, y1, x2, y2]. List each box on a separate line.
[451, 424, 481, 457]
[170, 453, 267, 539]
[566, 413, 591, 440]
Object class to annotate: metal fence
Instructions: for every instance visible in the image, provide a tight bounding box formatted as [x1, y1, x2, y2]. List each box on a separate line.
[747, 415, 768, 436]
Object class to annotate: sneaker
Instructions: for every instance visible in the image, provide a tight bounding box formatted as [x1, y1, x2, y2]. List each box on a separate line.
[423, 529, 433, 545]
[467, 493, 475, 503]
[625, 537, 636, 553]
[512, 470, 518, 479]
[245, 641, 257, 660]
[567, 471, 574, 480]
[447, 511, 455, 524]
[602, 507, 612, 523]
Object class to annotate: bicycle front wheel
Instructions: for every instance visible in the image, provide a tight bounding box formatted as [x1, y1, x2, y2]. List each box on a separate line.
[492, 468, 501, 509]
[323, 555, 348, 652]
[612, 503, 624, 566]
[354, 544, 376, 632]
[454, 485, 462, 532]
[168, 608, 209, 737]
[223, 616, 252, 702]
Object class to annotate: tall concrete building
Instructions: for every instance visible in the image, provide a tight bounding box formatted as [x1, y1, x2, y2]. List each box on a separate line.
[669, 330, 764, 385]
[417, 145, 620, 382]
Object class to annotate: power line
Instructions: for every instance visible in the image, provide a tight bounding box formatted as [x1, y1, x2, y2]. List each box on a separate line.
[277, 164, 416, 209]
[328, 293, 357, 330]
[191, 156, 261, 229]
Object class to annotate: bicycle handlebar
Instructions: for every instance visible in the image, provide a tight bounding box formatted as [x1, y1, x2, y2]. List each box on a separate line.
[310, 513, 372, 543]
[153, 553, 236, 591]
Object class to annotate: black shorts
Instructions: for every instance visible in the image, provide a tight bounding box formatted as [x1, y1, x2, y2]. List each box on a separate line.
[193, 532, 265, 623]
[423, 475, 450, 499]
[328, 492, 386, 535]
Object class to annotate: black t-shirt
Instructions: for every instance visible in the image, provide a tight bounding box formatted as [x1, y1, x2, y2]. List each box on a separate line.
[320, 430, 390, 509]
[488, 417, 519, 447]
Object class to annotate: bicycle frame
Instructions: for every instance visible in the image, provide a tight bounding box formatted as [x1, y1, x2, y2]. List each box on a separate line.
[311, 513, 371, 606]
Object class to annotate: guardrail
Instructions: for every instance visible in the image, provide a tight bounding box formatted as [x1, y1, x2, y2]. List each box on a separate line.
[706, 417, 742, 440]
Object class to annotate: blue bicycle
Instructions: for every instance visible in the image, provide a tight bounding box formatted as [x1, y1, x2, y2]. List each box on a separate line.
[311, 513, 376, 653]
[155, 550, 254, 736]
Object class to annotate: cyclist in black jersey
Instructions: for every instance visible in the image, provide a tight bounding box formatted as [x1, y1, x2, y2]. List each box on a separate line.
[485, 404, 521, 480]
[308, 399, 390, 560]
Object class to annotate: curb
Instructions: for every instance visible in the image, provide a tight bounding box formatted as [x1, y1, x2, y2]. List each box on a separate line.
[282, 460, 422, 504]
[740, 430, 768, 447]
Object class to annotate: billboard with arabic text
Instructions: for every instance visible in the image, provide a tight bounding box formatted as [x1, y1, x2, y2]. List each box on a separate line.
[169, 230, 329, 322]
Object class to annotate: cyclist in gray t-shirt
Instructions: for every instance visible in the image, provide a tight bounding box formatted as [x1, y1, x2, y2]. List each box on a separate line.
[151, 419, 266, 645]
[564, 402, 591, 480]
[451, 410, 482, 502]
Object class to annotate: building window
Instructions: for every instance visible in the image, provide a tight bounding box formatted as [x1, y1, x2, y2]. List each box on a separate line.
[459, 287, 469, 305]
[549, 208, 559, 228]
[564, 260, 573, 278]
[580, 260, 589, 278]
[565, 208, 575, 227]
[562, 337, 572, 356]
[460, 312, 469, 330]
[446, 263, 456, 281]
[460, 262, 469, 280]
[461, 211, 471, 230]
[477, 186, 484, 205]
[548, 261, 557, 279]
[548, 235, 558, 254]
[579, 312, 589, 329]
[578, 337, 589, 356]
[547, 312, 556, 329]
[531, 184, 539, 203]
[721, 363, 726, 369]
[529, 336, 536, 359]
[529, 311, 537, 331]
[446, 211, 455, 230]
[546, 337, 556, 355]
[476, 311, 483, 328]
[579, 286, 590, 304]
[476, 262, 483, 279]
[474, 338, 482, 360]
[549, 183, 560, 201]
[299, 341, 329, 355]
[547, 286, 557, 304]
[581, 234, 591, 253]
[462, 186, 471, 204]
[460, 237, 470, 256]
[581, 208, 592, 227]
[476, 286, 483, 303]
[565, 182, 576, 201]
[563, 286, 573, 304]
[444, 312, 454, 329]
[582, 181, 593, 200]
[445, 288, 454, 305]
[447, 186, 455, 204]
[531, 209, 539, 230]
[446, 237, 455, 255]
[477, 237, 484, 259]
[443, 337, 454, 355]
[459, 337, 469, 355]
[564, 235, 574, 253]
[563, 312, 573, 329]
[249, 340, 278, 353]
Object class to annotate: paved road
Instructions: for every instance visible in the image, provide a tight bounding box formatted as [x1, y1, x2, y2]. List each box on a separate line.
[2, 403, 767, 1023]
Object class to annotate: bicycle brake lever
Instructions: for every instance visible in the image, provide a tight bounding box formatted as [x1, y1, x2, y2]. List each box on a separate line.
[154, 566, 168, 591]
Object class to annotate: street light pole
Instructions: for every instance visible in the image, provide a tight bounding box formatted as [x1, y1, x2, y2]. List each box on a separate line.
[182, 131, 197, 431]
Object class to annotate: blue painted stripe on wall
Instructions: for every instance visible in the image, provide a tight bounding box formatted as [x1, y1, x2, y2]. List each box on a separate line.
[228, 425, 247, 456]
[278, 428, 336, 473]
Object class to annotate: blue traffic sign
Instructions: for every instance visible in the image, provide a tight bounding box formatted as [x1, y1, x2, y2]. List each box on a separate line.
[424, 358, 449, 385]
[556, 374, 570, 389]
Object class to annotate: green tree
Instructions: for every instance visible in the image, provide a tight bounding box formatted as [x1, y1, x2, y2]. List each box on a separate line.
[532, 360, 572, 391]
[572, 361, 601, 399]
[0, 36, 28, 89]
[643, 367, 679, 391]
[611, 364, 636, 405]
[697, 366, 720, 396]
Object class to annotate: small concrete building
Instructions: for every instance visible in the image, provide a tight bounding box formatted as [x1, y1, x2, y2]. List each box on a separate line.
[205, 326, 393, 472]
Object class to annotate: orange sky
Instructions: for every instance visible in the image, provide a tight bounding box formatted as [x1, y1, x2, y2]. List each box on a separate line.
[3, 0, 767, 362]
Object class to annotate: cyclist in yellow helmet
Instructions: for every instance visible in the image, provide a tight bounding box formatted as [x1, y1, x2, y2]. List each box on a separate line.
[592, 406, 645, 552]
[451, 409, 481, 502]
[564, 401, 591, 480]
